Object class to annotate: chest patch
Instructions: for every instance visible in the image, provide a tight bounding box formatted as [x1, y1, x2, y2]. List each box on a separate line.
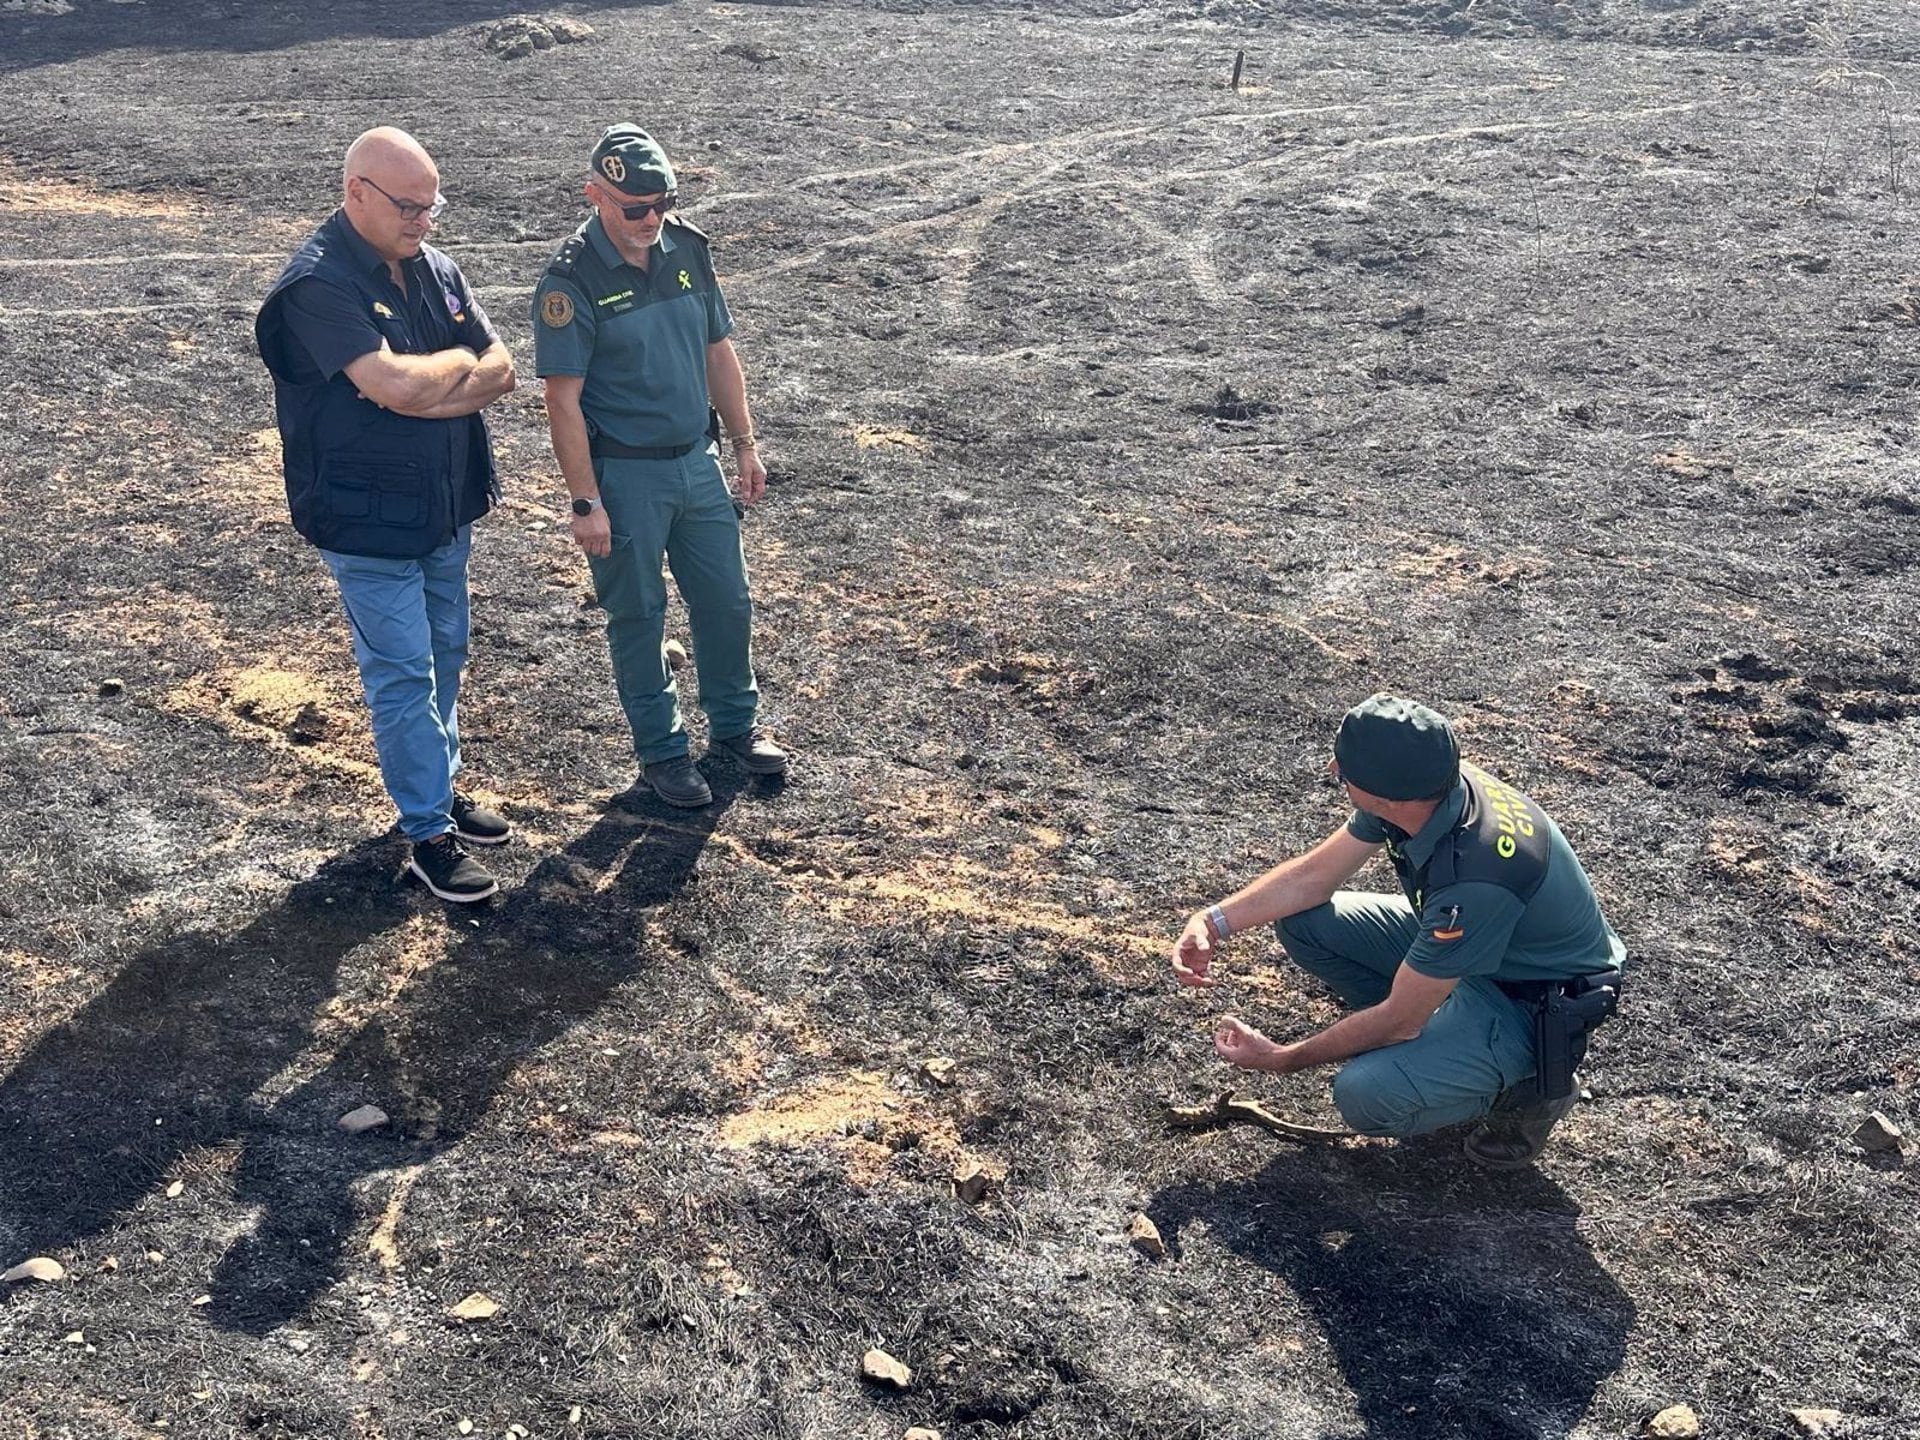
[541, 290, 576, 328]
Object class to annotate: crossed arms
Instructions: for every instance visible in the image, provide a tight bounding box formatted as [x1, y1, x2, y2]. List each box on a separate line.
[344, 338, 516, 420]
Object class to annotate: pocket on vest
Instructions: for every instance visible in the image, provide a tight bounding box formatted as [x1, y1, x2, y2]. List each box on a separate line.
[321, 456, 426, 529]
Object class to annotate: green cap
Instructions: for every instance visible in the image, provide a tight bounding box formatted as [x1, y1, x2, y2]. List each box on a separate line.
[588, 123, 675, 197]
[1334, 694, 1460, 801]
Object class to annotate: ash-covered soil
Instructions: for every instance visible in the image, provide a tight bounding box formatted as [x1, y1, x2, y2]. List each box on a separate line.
[1, 2, 1917, 1438]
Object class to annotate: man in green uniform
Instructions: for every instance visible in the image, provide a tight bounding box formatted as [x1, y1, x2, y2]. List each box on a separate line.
[533, 124, 786, 807]
[1170, 695, 1625, 1168]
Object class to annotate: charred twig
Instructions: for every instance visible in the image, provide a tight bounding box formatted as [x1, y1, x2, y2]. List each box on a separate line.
[1230, 50, 1244, 93]
[1166, 1091, 1349, 1143]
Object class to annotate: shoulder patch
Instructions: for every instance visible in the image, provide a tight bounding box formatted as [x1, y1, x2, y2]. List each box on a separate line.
[546, 233, 590, 279]
[665, 213, 711, 246]
[540, 289, 576, 328]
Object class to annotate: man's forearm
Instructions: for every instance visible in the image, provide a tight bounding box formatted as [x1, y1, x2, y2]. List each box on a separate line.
[1279, 1003, 1419, 1073]
[545, 400, 598, 500]
[400, 344, 515, 419]
[381, 346, 480, 408]
[1215, 855, 1338, 936]
[706, 340, 755, 440]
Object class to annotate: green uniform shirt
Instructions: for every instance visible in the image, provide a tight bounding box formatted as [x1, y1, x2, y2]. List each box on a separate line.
[531, 213, 733, 449]
[1347, 765, 1626, 984]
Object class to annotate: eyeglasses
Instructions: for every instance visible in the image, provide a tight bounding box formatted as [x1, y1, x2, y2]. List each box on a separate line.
[607, 189, 677, 221]
[357, 175, 447, 222]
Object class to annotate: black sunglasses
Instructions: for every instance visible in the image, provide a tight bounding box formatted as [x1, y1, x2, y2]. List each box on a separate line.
[610, 190, 676, 221]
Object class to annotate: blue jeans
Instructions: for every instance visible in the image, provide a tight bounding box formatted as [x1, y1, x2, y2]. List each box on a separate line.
[319, 527, 471, 842]
[1277, 894, 1539, 1137]
[587, 445, 759, 765]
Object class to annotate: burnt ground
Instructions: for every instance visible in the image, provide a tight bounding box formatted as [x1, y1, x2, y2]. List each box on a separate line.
[1, 1, 1918, 1437]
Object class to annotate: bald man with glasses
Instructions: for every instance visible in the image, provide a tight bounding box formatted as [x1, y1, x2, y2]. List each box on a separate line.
[256, 127, 517, 902]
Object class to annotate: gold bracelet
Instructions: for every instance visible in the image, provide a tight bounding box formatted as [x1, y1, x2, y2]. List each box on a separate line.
[732, 434, 758, 450]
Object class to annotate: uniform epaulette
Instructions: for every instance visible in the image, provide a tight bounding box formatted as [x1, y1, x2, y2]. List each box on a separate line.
[665, 213, 711, 246]
[546, 230, 591, 279]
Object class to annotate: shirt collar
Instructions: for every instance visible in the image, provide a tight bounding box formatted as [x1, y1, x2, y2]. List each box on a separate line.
[586, 211, 677, 271]
[1394, 777, 1468, 869]
[330, 208, 426, 282]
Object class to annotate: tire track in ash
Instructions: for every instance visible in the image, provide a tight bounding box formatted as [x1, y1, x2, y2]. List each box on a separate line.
[0, 98, 1720, 320]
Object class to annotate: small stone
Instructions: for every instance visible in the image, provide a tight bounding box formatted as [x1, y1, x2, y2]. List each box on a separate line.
[546, 15, 593, 42]
[286, 1335, 311, 1354]
[145, 1251, 166, 1265]
[904, 1430, 943, 1440]
[97, 677, 125, 697]
[165, 1180, 184, 1198]
[664, 638, 689, 671]
[339, 1104, 390, 1135]
[568, 1407, 583, 1425]
[1128, 1213, 1167, 1259]
[98, 1256, 118, 1273]
[191, 1295, 210, 1307]
[922, 1056, 957, 1086]
[63, 1330, 84, 1344]
[457, 1422, 473, 1437]
[449, 1292, 500, 1322]
[1647, 1405, 1701, 1439]
[861, 1347, 912, 1389]
[952, 1160, 1003, 1205]
[2, 1257, 65, 1284]
[1853, 1112, 1903, 1153]
[1789, 1410, 1846, 1437]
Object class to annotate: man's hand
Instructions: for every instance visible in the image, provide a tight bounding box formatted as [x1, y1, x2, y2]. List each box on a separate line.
[571, 506, 612, 558]
[1214, 1014, 1296, 1073]
[1171, 911, 1217, 987]
[733, 445, 768, 507]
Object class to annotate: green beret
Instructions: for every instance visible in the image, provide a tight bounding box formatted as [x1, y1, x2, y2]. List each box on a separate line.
[1334, 694, 1460, 801]
[588, 123, 676, 196]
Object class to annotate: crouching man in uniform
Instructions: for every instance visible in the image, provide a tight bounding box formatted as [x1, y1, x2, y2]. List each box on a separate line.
[256, 127, 516, 902]
[1170, 695, 1625, 1168]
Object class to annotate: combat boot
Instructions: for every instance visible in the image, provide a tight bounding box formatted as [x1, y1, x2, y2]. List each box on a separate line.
[642, 755, 713, 808]
[1464, 1087, 1578, 1170]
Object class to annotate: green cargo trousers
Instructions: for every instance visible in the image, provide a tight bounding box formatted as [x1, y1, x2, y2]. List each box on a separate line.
[1276, 894, 1539, 1137]
[587, 444, 760, 765]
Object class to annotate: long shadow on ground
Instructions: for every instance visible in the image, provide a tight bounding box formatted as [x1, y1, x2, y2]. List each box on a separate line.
[0, 777, 741, 1334]
[1149, 1143, 1634, 1440]
[204, 778, 744, 1333]
[0, 836, 414, 1271]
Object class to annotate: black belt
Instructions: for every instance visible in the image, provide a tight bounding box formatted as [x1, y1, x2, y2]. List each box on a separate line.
[590, 436, 701, 460]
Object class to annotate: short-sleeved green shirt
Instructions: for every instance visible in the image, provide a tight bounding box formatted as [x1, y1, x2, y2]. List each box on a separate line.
[1347, 766, 1626, 984]
[531, 213, 734, 450]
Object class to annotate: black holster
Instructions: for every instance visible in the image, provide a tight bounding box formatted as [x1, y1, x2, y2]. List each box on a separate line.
[1506, 972, 1622, 1103]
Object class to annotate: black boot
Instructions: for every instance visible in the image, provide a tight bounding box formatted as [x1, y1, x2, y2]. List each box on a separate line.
[1463, 1088, 1577, 1170]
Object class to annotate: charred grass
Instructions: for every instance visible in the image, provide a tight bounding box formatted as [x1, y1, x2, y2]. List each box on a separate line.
[2, 1, 1919, 1437]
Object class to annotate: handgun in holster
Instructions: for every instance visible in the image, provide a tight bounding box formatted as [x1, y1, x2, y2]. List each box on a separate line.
[1534, 973, 1621, 1102]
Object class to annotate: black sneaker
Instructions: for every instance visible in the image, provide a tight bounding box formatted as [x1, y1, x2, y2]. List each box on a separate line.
[713, 726, 788, 775]
[408, 833, 500, 903]
[642, 755, 713, 808]
[451, 791, 511, 846]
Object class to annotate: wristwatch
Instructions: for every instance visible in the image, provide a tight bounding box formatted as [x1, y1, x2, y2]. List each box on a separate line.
[571, 496, 602, 517]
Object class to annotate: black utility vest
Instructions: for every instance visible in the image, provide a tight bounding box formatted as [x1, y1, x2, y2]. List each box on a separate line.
[255, 213, 497, 559]
[1382, 766, 1552, 914]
